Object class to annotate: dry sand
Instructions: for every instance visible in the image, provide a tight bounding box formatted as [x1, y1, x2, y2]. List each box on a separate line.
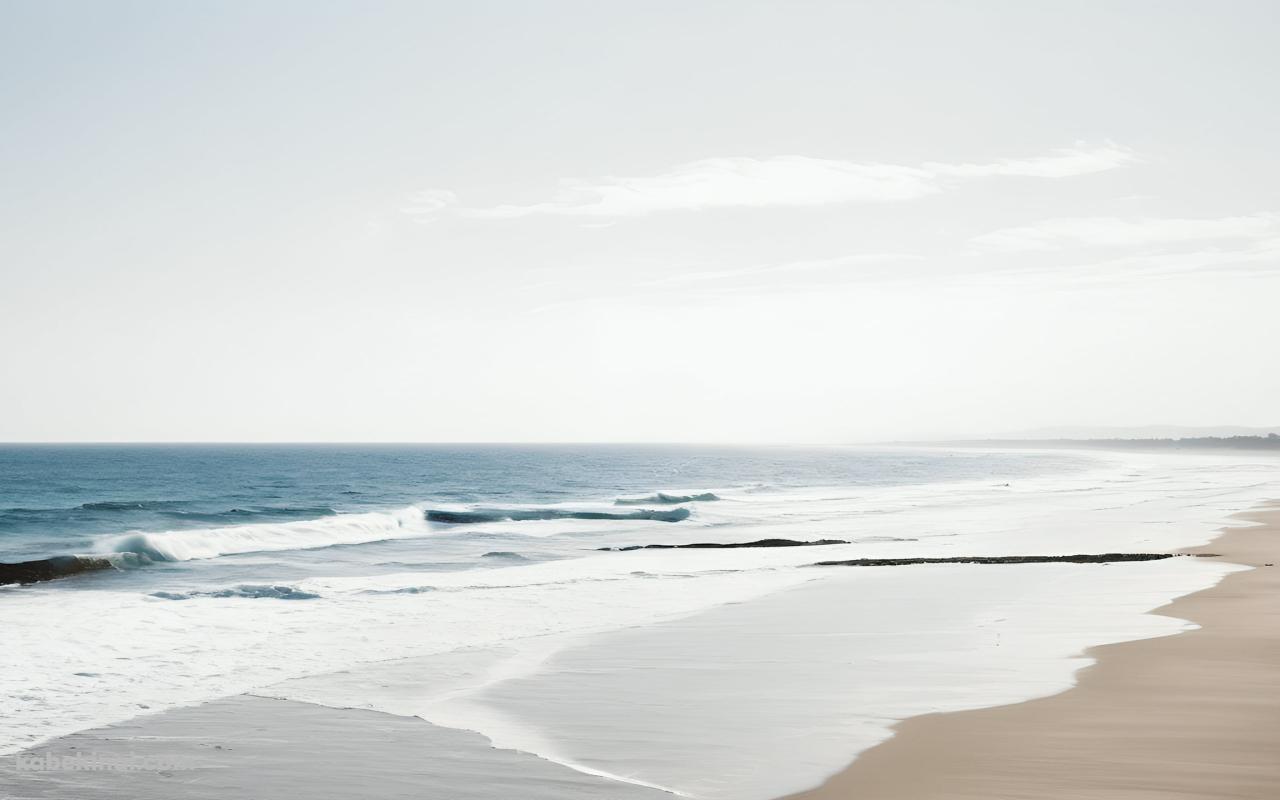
[785, 502, 1280, 800]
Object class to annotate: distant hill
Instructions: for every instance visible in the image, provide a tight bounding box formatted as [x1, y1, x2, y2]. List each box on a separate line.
[924, 435, 1280, 452]
[1002, 425, 1280, 440]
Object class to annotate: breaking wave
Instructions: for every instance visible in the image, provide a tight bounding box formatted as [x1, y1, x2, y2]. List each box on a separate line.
[150, 584, 320, 601]
[481, 551, 531, 560]
[615, 492, 720, 506]
[98, 506, 426, 562]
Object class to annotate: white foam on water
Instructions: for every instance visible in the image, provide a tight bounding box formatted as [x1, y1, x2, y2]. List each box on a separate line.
[265, 449, 1279, 798]
[93, 505, 431, 561]
[1, 446, 1276, 797]
[0, 561, 817, 754]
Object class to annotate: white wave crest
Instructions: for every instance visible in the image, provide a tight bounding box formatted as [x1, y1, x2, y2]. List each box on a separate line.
[95, 506, 427, 562]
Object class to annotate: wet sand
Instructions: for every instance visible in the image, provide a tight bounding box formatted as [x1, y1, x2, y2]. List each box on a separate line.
[785, 503, 1280, 800]
[0, 695, 668, 800]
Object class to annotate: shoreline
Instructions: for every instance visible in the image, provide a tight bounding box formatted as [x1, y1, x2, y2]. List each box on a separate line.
[783, 501, 1280, 800]
[3, 468, 1276, 799]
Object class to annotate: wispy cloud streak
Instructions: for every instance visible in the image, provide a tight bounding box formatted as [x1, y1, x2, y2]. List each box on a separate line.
[461, 144, 1135, 219]
[973, 213, 1280, 251]
[640, 253, 923, 287]
[400, 189, 458, 221]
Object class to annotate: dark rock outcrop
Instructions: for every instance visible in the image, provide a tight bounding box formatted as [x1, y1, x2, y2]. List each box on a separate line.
[428, 507, 690, 524]
[599, 538, 848, 551]
[0, 555, 116, 586]
[812, 552, 1177, 567]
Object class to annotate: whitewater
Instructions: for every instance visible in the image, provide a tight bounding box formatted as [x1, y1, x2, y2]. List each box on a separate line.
[1, 444, 1277, 798]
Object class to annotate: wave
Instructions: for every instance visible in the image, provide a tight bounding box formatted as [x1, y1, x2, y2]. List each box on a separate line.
[481, 551, 531, 560]
[150, 584, 320, 601]
[97, 506, 426, 562]
[5, 502, 338, 522]
[156, 506, 338, 524]
[79, 500, 186, 512]
[426, 507, 691, 524]
[614, 492, 720, 506]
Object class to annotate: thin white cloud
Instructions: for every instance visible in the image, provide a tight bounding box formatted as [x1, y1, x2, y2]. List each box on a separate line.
[467, 157, 939, 219]
[400, 189, 458, 221]
[963, 234, 1280, 289]
[925, 143, 1135, 179]
[641, 253, 923, 287]
[462, 144, 1134, 219]
[972, 212, 1280, 251]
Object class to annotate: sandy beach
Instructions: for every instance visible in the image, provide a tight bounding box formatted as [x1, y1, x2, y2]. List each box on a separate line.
[785, 502, 1280, 800]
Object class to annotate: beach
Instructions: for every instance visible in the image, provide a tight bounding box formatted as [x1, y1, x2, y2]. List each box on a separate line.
[786, 503, 1280, 800]
[1, 447, 1277, 800]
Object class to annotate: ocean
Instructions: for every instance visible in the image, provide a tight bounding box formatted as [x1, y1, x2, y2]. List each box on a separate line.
[2, 444, 1276, 798]
[0, 444, 1083, 585]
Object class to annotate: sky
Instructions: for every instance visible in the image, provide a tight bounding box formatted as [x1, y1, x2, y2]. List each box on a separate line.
[2, 0, 1279, 442]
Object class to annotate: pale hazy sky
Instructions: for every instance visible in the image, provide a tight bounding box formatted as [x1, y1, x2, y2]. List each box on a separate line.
[3, 1, 1278, 442]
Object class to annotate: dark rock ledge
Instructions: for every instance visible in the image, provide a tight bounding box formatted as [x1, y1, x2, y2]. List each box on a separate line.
[598, 538, 849, 552]
[811, 553, 1183, 567]
[0, 555, 116, 586]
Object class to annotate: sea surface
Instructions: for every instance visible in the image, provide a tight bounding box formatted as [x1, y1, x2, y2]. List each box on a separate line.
[0, 444, 1083, 588]
[2, 444, 1277, 798]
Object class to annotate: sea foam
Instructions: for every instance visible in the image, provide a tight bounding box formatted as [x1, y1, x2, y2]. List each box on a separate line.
[96, 506, 427, 562]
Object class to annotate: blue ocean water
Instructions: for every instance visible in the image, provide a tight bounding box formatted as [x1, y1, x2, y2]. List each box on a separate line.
[0, 444, 1086, 594]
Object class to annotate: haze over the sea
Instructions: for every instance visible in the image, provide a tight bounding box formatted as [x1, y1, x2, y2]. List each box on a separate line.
[3, 1, 1279, 443]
